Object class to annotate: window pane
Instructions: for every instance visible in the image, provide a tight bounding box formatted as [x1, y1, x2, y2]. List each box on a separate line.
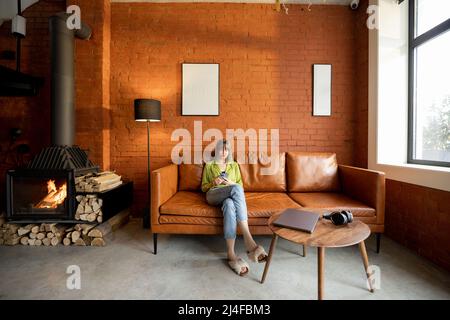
[414, 31, 450, 162]
[416, 0, 450, 36]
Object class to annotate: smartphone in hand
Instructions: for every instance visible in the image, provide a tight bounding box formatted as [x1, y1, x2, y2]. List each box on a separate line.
[219, 172, 231, 184]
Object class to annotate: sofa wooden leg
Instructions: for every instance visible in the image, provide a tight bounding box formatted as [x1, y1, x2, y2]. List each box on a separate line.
[153, 233, 158, 255]
[376, 233, 381, 254]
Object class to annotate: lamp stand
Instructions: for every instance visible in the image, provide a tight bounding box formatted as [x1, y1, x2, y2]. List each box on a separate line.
[143, 120, 151, 229]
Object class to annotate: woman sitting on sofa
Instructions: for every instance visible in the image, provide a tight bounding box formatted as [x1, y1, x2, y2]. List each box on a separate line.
[201, 139, 268, 276]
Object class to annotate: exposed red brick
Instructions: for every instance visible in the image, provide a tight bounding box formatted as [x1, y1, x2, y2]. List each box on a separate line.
[68, 0, 110, 168]
[110, 3, 366, 215]
[386, 179, 450, 271]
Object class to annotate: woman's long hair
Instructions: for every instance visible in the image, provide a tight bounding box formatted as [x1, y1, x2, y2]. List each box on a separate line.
[213, 139, 233, 163]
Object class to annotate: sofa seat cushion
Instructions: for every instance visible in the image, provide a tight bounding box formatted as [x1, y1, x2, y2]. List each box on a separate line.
[288, 192, 375, 217]
[159, 215, 268, 226]
[160, 191, 301, 218]
[245, 192, 302, 217]
[160, 191, 221, 217]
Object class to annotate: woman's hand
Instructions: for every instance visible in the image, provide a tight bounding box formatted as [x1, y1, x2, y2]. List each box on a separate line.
[213, 177, 225, 186]
[221, 177, 235, 185]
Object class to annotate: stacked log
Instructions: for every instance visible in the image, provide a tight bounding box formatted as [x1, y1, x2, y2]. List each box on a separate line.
[75, 195, 103, 223]
[4, 223, 66, 246]
[1, 222, 20, 246]
[75, 171, 122, 193]
[0, 210, 130, 247]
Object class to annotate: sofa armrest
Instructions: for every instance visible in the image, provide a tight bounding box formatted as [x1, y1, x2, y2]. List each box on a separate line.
[151, 164, 178, 226]
[338, 165, 385, 225]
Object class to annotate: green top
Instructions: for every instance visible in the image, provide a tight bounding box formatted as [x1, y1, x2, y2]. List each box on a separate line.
[201, 160, 243, 192]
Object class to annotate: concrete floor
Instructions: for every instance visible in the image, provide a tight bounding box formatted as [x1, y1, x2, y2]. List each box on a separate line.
[0, 219, 449, 300]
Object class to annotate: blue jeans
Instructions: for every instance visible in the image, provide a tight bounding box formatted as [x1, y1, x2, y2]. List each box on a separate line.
[206, 184, 248, 239]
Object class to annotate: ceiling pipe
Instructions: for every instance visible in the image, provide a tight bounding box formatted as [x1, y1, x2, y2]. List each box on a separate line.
[49, 13, 91, 146]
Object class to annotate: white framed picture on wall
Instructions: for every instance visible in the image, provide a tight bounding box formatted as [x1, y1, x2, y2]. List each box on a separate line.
[312, 64, 332, 116]
[182, 63, 219, 116]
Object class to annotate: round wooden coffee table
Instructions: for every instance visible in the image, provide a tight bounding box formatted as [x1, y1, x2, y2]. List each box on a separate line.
[261, 210, 374, 300]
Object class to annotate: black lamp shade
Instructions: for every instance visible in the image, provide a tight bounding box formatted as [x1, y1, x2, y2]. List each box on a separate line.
[134, 99, 161, 122]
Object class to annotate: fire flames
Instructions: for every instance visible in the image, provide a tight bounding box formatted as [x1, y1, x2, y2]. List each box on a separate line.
[36, 180, 67, 208]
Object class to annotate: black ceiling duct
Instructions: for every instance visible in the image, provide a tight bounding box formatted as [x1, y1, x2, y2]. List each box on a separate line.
[0, 65, 44, 96]
[0, 0, 44, 96]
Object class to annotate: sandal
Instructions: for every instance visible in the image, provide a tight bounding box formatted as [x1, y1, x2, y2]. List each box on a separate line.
[228, 258, 249, 276]
[247, 245, 268, 263]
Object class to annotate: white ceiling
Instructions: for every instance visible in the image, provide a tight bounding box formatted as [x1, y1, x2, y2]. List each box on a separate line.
[111, 0, 353, 5]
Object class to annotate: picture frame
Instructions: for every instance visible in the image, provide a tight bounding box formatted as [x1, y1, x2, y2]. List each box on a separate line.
[182, 63, 219, 116]
[312, 64, 332, 116]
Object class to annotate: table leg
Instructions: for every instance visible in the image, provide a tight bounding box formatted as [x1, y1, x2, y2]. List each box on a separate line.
[302, 244, 307, 257]
[260, 234, 278, 284]
[359, 241, 374, 293]
[318, 247, 325, 300]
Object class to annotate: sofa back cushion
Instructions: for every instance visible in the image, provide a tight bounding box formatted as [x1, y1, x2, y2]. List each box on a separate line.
[286, 152, 340, 192]
[178, 164, 203, 191]
[239, 152, 286, 192]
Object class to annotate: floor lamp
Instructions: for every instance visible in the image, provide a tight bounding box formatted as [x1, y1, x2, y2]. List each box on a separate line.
[134, 99, 161, 231]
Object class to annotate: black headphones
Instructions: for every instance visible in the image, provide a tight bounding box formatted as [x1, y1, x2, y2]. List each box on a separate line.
[323, 210, 353, 226]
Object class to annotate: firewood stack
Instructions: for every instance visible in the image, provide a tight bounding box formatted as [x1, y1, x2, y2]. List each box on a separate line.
[0, 210, 129, 247]
[62, 223, 106, 247]
[75, 171, 122, 193]
[75, 195, 103, 223]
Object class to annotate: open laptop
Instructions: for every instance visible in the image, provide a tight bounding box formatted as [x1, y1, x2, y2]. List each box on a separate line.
[273, 208, 320, 233]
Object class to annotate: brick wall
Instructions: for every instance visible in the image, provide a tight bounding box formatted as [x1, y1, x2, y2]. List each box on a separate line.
[110, 3, 364, 213]
[385, 180, 450, 271]
[0, 0, 66, 210]
[68, 0, 111, 169]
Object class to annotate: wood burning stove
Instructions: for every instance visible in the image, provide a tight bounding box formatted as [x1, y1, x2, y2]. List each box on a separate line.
[6, 169, 77, 222]
[4, 14, 98, 224]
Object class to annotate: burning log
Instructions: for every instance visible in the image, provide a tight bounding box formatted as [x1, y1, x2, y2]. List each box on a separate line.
[35, 180, 67, 209]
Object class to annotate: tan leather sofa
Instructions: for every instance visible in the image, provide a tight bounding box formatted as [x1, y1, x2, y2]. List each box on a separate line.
[151, 152, 385, 254]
